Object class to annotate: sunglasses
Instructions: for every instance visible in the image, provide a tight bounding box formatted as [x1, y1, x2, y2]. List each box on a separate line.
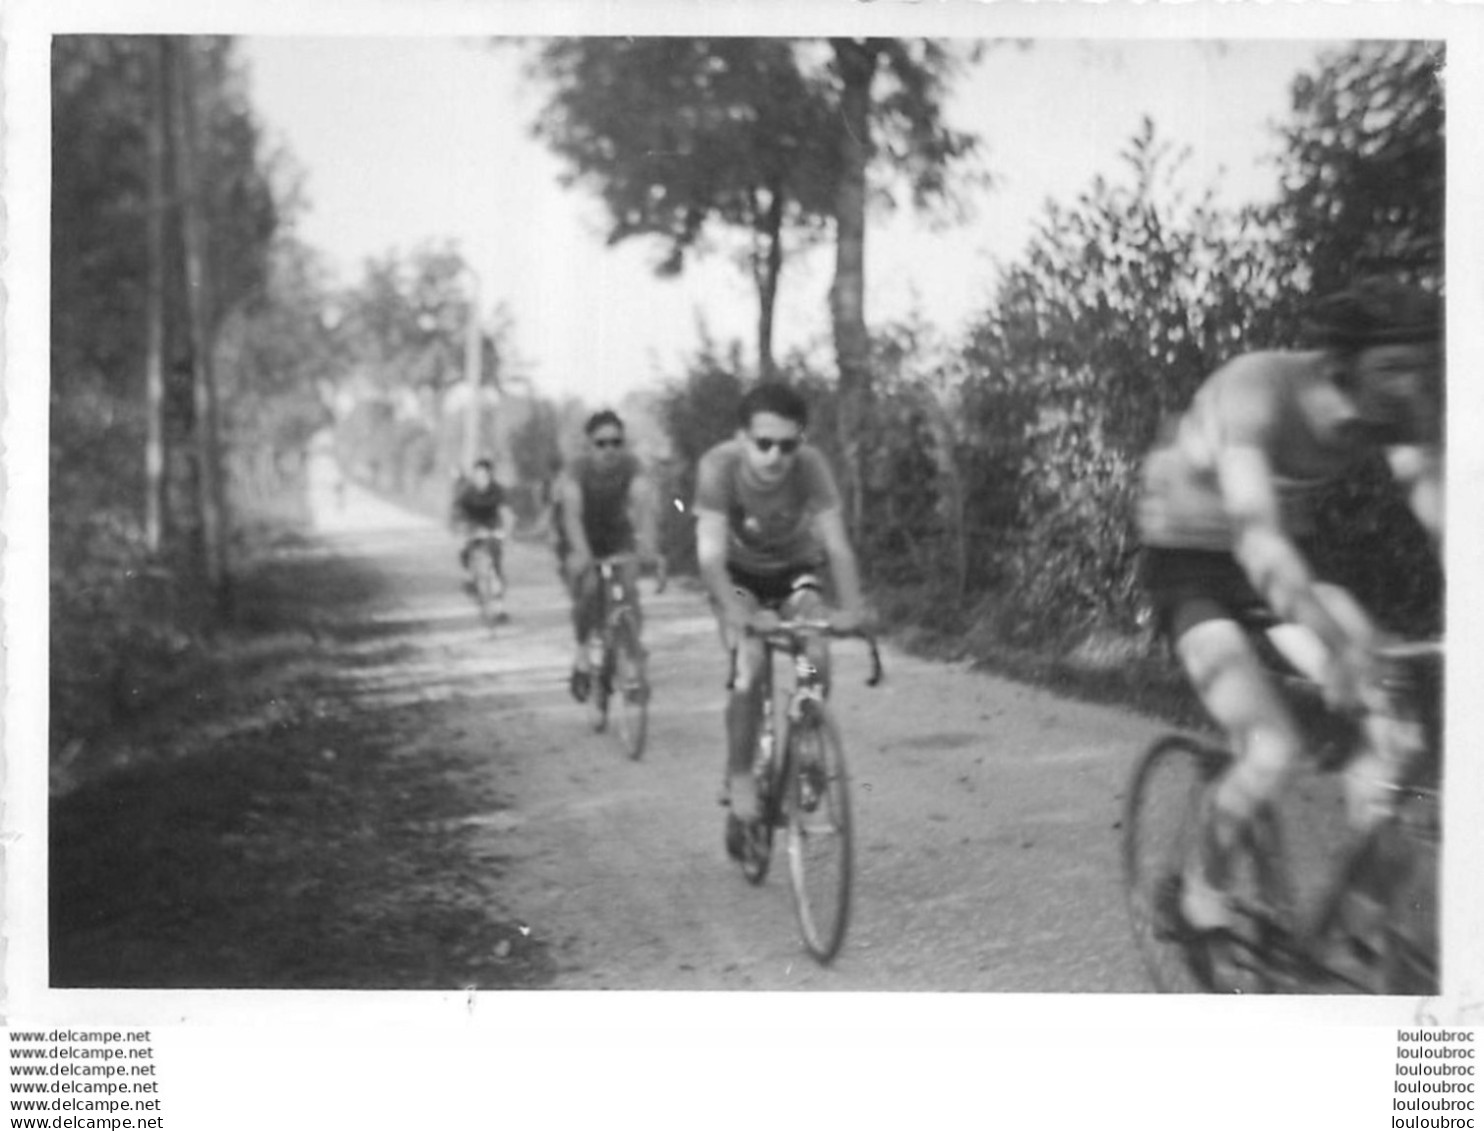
[751, 436, 801, 456]
[593, 436, 624, 449]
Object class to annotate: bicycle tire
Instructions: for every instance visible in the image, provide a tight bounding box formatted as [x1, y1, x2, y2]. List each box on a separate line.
[611, 615, 648, 761]
[785, 701, 853, 964]
[472, 547, 499, 626]
[1122, 734, 1233, 992]
[589, 638, 612, 733]
[1378, 789, 1440, 995]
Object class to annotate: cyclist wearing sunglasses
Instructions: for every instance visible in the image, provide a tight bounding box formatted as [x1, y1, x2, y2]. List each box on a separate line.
[1136, 278, 1443, 938]
[693, 383, 867, 824]
[558, 410, 664, 702]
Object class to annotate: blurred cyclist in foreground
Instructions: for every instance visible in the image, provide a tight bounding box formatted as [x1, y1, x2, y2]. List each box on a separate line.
[1136, 278, 1443, 936]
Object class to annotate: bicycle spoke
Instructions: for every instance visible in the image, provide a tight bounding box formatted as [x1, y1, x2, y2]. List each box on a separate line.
[786, 704, 852, 964]
[588, 640, 610, 733]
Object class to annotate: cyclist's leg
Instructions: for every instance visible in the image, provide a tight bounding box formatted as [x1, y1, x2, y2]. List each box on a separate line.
[619, 556, 643, 642]
[569, 565, 601, 699]
[715, 587, 766, 821]
[1175, 615, 1305, 930]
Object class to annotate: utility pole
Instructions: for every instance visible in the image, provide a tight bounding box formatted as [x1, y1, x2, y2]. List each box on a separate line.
[462, 269, 482, 470]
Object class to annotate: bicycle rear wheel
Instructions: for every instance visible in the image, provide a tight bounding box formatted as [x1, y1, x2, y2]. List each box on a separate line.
[1122, 734, 1232, 992]
[472, 547, 499, 626]
[589, 640, 612, 733]
[785, 702, 852, 964]
[611, 616, 648, 760]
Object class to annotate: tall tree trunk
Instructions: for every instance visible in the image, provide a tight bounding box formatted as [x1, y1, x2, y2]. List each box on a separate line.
[828, 38, 881, 535]
[167, 38, 229, 607]
[753, 185, 786, 383]
[144, 38, 169, 554]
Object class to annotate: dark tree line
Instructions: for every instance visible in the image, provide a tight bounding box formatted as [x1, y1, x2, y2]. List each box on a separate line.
[51, 37, 330, 752]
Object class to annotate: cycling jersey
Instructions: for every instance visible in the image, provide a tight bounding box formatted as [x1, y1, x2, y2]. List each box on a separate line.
[455, 481, 506, 529]
[568, 451, 640, 558]
[1137, 351, 1371, 552]
[693, 438, 840, 576]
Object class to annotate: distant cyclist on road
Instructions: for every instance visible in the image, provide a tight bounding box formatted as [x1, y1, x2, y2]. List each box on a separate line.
[1136, 278, 1443, 937]
[557, 411, 664, 702]
[693, 382, 868, 828]
[453, 458, 515, 614]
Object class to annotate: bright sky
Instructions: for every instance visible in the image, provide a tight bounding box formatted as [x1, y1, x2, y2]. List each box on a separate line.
[242, 38, 1330, 404]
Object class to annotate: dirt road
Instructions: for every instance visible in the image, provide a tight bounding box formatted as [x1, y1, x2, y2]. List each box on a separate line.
[52, 451, 1167, 991]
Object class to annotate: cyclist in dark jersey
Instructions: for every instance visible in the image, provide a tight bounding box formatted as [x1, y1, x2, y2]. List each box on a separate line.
[558, 411, 663, 701]
[452, 459, 515, 601]
[1136, 278, 1442, 934]
[693, 382, 867, 825]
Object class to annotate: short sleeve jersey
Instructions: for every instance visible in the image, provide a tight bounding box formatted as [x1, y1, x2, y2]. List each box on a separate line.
[570, 451, 640, 558]
[694, 438, 841, 575]
[456, 481, 506, 529]
[1137, 351, 1371, 552]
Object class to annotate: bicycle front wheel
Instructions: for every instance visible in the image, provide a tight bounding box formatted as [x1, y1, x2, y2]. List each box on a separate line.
[611, 617, 649, 761]
[785, 702, 853, 964]
[473, 549, 499, 626]
[1122, 734, 1231, 992]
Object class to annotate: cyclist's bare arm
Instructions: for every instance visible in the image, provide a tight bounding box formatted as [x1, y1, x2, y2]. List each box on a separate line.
[696, 507, 754, 634]
[812, 507, 866, 631]
[1219, 444, 1375, 699]
[1387, 443, 1443, 551]
[559, 474, 593, 571]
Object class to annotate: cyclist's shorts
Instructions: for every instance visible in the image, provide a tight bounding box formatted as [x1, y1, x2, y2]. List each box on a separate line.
[1139, 545, 1269, 643]
[726, 563, 823, 610]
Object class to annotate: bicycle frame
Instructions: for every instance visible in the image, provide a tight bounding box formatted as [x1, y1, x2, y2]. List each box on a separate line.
[1125, 638, 1442, 994]
[751, 623, 882, 799]
[592, 556, 638, 645]
[587, 555, 650, 758]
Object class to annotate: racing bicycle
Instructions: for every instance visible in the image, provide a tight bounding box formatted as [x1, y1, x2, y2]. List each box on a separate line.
[586, 555, 661, 760]
[727, 620, 883, 965]
[1123, 636, 1442, 994]
[465, 528, 506, 628]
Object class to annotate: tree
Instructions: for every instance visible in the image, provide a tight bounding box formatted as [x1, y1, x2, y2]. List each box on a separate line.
[823, 38, 980, 531]
[1270, 41, 1443, 295]
[527, 38, 838, 380]
[167, 37, 231, 598]
[955, 120, 1289, 637]
[1265, 41, 1445, 631]
[50, 35, 291, 749]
